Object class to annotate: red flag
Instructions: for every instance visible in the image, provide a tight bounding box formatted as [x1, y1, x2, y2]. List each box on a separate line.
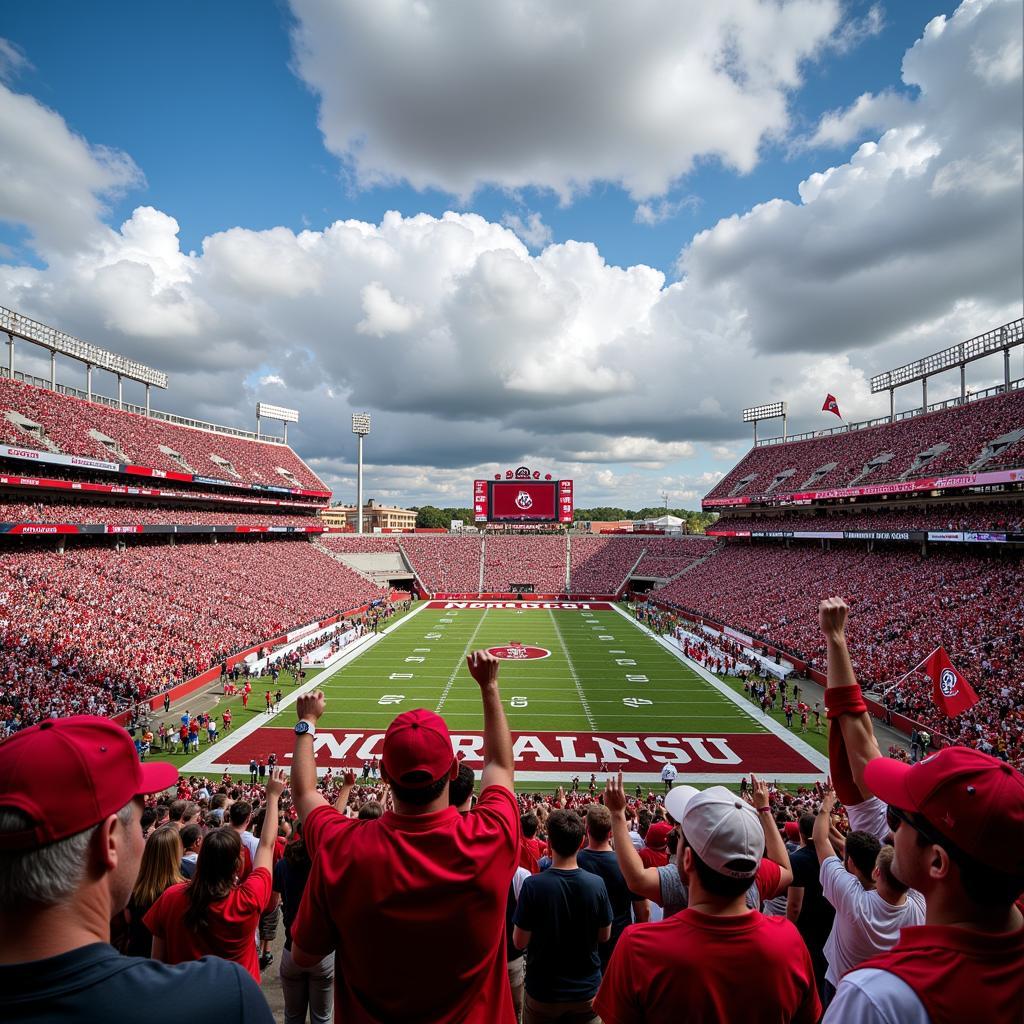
[822, 394, 842, 418]
[923, 647, 979, 718]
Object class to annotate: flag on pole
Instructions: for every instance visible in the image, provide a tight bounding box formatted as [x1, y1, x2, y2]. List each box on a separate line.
[923, 646, 979, 718]
[822, 394, 842, 419]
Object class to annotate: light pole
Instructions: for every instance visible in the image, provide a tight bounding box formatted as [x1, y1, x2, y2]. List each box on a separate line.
[351, 413, 371, 534]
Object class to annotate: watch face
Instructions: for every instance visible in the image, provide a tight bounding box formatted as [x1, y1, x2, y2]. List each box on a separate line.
[294, 721, 310, 735]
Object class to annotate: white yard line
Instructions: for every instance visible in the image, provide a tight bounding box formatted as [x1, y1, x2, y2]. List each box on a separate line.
[549, 608, 597, 731]
[182, 601, 429, 774]
[434, 607, 490, 713]
[610, 604, 828, 775]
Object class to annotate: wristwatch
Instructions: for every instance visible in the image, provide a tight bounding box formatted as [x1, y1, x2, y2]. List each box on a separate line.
[294, 720, 317, 737]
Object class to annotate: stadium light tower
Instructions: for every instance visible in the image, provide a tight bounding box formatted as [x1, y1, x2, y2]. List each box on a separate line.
[351, 413, 371, 534]
[742, 401, 787, 444]
[256, 402, 299, 443]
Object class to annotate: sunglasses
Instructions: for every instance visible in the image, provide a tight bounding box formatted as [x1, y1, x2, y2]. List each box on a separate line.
[885, 804, 974, 868]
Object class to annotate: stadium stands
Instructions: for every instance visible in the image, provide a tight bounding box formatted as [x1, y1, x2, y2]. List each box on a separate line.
[0, 540, 384, 727]
[568, 535, 646, 594]
[712, 501, 1024, 533]
[399, 535, 483, 593]
[650, 542, 1023, 764]
[706, 388, 1024, 502]
[482, 535, 567, 592]
[631, 536, 718, 576]
[0, 499, 320, 527]
[0, 377, 327, 491]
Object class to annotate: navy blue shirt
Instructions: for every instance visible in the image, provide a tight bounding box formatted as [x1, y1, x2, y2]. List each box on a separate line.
[273, 854, 312, 951]
[577, 847, 643, 969]
[513, 867, 613, 1002]
[0, 942, 273, 1023]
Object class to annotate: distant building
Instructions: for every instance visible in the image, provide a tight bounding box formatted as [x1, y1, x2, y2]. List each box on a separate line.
[575, 520, 634, 534]
[632, 514, 687, 535]
[319, 500, 417, 532]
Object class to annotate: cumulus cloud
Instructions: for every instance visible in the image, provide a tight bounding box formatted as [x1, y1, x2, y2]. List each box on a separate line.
[287, 0, 844, 201]
[0, 1, 1019, 509]
[501, 211, 553, 249]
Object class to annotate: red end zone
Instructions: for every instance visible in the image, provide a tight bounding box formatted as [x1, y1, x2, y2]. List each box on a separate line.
[207, 728, 822, 779]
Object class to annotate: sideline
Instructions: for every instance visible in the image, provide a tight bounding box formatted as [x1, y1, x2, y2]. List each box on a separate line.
[610, 603, 828, 778]
[181, 601, 429, 774]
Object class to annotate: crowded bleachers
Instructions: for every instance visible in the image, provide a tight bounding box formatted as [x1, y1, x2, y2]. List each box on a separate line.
[0, 499, 319, 527]
[706, 388, 1024, 502]
[399, 535, 483, 592]
[713, 500, 1024, 533]
[0, 539, 385, 728]
[651, 541, 1024, 766]
[568, 535, 646, 594]
[482, 535, 567, 592]
[0, 377, 327, 491]
[631, 536, 718, 577]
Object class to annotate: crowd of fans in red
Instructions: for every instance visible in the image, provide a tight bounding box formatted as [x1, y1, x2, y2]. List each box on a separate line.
[0, 499, 321, 528]
[651, 542, 1024, 767]
[0, 540, 385, 732]
[484, 535, 567, 592]
[707, 388, 1024, 502]
[0, 377, 326, 491]
[714, 500, 1024, 534]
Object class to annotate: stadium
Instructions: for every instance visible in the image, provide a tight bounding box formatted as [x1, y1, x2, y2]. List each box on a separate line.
[1, 3, 1022, 1023]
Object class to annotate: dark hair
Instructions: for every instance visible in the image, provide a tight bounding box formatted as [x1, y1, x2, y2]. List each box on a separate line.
[210, 794, 228, 811]
[284, 822, 310, 870]
[180, 824, 202, 851]
[228, 801, 252, 828]
[140, 807, 157, 831]
[168, 800, 188, 823]
[389, 774, 448, 806]
[585, 804, 612, 842]
[547, 809, 585, 858]
[798, 814, 815, 841]
[449, 763, 475, 808]
[845, 830, 881, 878]
[637, 810, 652, 837]
[521, 812, 539, 838]
[687, 844, 755, 899]
[185, 828, 241, 932]
[358, 800, 384, 820]
[666, 825, 680, 856]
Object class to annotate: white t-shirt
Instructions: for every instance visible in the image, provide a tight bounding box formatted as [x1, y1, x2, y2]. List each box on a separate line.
[660, 764, 678, 782]
[822, 967, 929, 1023]
[820, 858, 926, 985]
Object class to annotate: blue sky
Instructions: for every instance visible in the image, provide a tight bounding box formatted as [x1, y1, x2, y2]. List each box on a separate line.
[0, 1, 1019, 508]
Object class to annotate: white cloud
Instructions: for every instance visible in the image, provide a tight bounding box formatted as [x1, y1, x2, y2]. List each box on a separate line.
[501, 211, 553, 249]
[634, 195, 700, 226]
[288, 0, 844, 201]
[0, 1, 1019, 509]
[0, 37, 32, 82]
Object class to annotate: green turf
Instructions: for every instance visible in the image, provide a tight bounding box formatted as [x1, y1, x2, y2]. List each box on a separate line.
[309, 605, 785, 740]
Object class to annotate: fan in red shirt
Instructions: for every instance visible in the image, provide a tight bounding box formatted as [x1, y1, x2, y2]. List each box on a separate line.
[289, 649, 519, 1023]
[595, 784, 820, 1024]
[145, 768, 285, 982]
[817, 597, 1024, 1024]
[639, 821, 672, 869]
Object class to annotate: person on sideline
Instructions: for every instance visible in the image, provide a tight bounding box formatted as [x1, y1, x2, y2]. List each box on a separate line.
[0, 716, 272, 1023]
[288, 650, 519, 1023]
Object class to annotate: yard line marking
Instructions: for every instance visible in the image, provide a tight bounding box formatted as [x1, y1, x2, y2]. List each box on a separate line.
[435, 607, 489, 713]
[549, 608, 596, 731]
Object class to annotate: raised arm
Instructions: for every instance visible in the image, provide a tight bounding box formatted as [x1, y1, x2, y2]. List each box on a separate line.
[812, 788, 838, 864]
[820, 599, 881, 801]
[333, 770, 357, 812]
[254, 768, 285, 874]
[751, 774, 792, 889]
[467, 650, 514, 792]
[605, 772, 661, 902]
[292, 691, 329, 821]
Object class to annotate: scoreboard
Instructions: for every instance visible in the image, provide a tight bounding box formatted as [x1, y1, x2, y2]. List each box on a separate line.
[475, 468, 573, 524]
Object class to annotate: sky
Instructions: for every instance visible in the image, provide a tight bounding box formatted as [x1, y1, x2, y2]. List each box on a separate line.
[0, 0, 1021, 509]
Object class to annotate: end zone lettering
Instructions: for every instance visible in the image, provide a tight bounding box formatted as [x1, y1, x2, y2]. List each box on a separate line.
[441, 601, 600, 610]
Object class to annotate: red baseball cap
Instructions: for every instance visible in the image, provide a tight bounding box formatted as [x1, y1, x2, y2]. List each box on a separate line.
[645, 821, 673, 851]
[865, 746, 1024, 876]
[783, 821, 801, 843]
[0, 716, 178, 850]
[381, 709, 455, 789]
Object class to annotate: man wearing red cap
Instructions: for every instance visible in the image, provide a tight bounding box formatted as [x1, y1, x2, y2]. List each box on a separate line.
[818, 597, 1024, 1023]
[0, 716, 273, 1022]
[288, 649, 519, 1023]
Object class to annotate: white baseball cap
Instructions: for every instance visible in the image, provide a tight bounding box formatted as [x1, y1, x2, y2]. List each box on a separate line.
[672, 785, 765, 879]
[663, 784, 700, 824]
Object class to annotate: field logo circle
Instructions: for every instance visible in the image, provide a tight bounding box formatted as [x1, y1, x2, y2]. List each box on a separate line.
[939, 668, 958, 697]
[487, 644, 551, 661]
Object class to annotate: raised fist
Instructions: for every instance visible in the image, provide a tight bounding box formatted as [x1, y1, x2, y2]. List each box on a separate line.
[466, 650, 500, 689]
[818, 597, 848, 640]
[296, 690, 326, 723]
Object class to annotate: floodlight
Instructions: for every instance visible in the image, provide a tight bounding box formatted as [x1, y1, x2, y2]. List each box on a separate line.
[352, 413, 371, 435]
[256, 402, 299, 423]
[742, 401, 787, 422]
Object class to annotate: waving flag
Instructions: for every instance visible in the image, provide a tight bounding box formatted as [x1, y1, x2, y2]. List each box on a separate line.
[923, 647, 979, 718]
[822, 394, 842, 419]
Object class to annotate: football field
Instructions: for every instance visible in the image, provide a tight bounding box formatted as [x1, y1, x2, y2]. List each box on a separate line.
[187, 601, 827, 784]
